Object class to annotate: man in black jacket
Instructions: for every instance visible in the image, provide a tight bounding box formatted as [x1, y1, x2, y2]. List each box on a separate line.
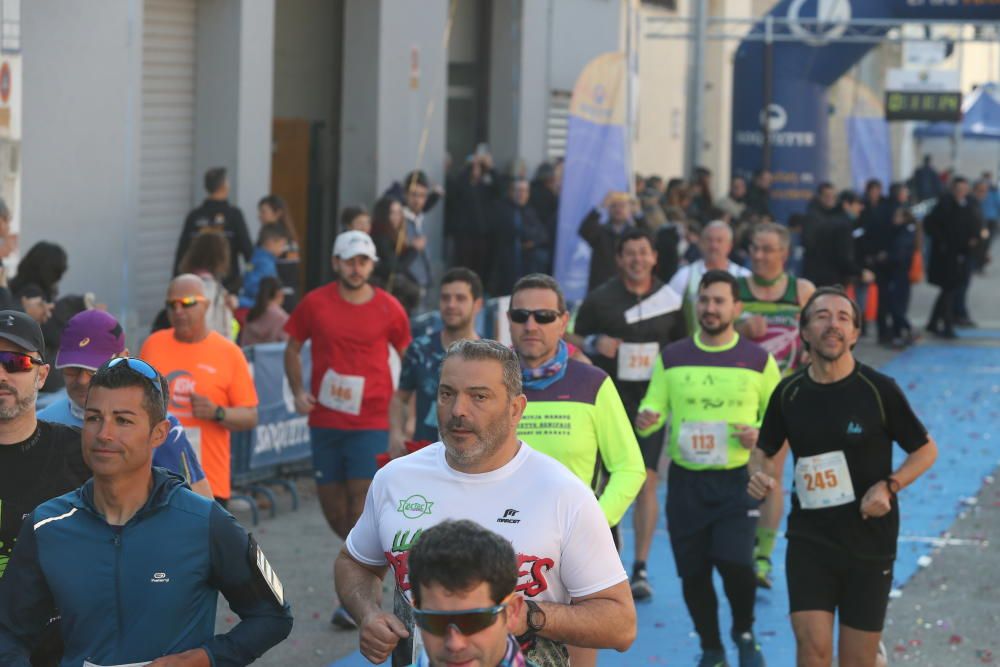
[803, 189, 872, 289]
[925, 177, 980, 338]
[489, 178, 548, 295]
[173, 167, 254, 293]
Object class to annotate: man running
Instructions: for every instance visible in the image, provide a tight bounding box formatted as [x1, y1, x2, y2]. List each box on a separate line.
[508, 274, 645, 532]
[735, 222, 815, 588]
[668, 221, 751, 334]
[390, 268, 482, 456]
[637, 271, 779, 667]
[572, 229, 686, 600]
[0, 357, 292, 666]
[284, 230, 411, 628]
[334, 339, 635, 667]
[749, 287, 937, 667]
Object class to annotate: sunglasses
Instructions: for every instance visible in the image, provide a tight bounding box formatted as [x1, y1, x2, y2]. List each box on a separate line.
[103, 357, 166, 404]
[508, 309, 562, 325]
[165, 295, 207, 309]
[0, 351, 45, 374]
[413, 597, 511, 637]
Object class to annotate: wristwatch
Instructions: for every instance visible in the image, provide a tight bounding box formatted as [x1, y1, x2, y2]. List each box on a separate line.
[525, 600, 546, 634]
[214, 406, 226, 423]
[885, 476, 901, 496]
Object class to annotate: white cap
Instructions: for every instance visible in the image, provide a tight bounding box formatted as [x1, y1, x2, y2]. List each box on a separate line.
[333, 230, 378, 261]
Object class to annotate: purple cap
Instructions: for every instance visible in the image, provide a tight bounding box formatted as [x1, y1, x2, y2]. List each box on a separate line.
[56, 310, 126, 370]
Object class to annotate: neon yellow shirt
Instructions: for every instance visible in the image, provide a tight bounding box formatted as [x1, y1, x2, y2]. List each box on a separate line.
[519, 360, 645, 526]
[638, 334, 780, 470]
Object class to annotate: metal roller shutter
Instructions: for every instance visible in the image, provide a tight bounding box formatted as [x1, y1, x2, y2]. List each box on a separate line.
[135, 0, 197, 330]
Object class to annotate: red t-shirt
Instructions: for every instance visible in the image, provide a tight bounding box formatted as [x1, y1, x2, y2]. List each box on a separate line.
[285, 284, 411, 430]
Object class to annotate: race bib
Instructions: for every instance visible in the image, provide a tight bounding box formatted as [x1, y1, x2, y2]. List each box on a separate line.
[795, 451, 855, 509]
[186, 427, 201, 461]
[677, 421, 729, 467]
[83, 662, 150, 667]
[318, 369, 365, 415]
[617, 342, 659, 381]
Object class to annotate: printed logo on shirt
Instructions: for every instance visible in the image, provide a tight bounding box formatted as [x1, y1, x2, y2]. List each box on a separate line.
[165, 370, 196, 411]
[150, 571, 170, 583]
[397, 495, 434, 519]
[846, 421, 863, 435]
[197, 363, 218, 374]
[497, 508, 521, 524]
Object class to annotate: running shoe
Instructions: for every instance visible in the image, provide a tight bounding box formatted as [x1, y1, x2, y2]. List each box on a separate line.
[331, 605, 358, 630]
[734, 632, 766, 667]
[630, 568, 653, 601]
[754, 556, 772, 590]
[697, 648, 729, 667]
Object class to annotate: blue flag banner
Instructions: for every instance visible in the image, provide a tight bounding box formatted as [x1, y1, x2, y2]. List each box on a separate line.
[847, 116, 892, 193]
[554, 52, 629, 303]
[245, 342, 312, 470]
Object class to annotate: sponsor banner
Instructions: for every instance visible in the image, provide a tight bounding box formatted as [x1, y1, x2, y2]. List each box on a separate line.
[245, 342, 312, 469]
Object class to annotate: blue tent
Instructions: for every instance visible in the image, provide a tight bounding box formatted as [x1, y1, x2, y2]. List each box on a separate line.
[914, 84, 1000, 140]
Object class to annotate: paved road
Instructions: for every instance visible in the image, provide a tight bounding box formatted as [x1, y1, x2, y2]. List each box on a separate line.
[224, 264, 1000, 666]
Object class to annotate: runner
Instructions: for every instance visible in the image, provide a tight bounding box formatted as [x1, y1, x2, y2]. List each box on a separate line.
[735, 222, 815, 588]
[668, 221, 751, 334]
[407, 520, 539, 667]
[284, 230, 411, 628]
[571, 229, 686, 600]
[390, 268, 482, 457]
[748, 287, 937, 667]
[508, 273, 644, 527]
[636, 271, 779, 667]
[140, 275, 259, 504]
[37, 309, 212, 497]
[334, 339, 635, 667]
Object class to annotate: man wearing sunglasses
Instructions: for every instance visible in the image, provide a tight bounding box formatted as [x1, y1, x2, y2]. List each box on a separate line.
[141, 275, 259, 505]
[337, 339, 634, 667]
[407, 520, 536, 667]
[38, 309, 213, 498]
[0, 310, 90, 667]
[0, 357, 293, 666]
[508, 275, 644, 553]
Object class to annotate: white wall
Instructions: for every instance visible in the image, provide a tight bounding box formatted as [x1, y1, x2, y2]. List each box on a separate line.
[194, 0, 274, 225]
[21, 0, 141, 316]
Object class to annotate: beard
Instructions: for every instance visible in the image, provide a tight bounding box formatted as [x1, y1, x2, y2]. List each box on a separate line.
[0, 383, 36, 420]
[440, 409, 511, 467]
[812, 329, 849, 362]
[698, 318, 731, 336]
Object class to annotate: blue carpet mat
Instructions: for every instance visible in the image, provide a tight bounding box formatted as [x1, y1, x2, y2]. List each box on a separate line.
[955, 327, 1000, 340]
[331, 345, 1000, 666]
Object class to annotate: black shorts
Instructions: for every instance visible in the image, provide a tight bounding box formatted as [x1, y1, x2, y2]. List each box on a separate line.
[639, 428, 667, 470]
[786, 538, 894, 632]
[666, 464, 759, 578]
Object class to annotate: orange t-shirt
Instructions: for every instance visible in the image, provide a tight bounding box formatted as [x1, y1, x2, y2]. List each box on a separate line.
[140, 330, 258, 499]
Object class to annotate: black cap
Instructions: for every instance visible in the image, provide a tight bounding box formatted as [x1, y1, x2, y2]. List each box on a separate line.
[0, 310, 45, 360]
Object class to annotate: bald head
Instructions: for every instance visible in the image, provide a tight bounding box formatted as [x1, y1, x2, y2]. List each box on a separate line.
[168, 274, 207, 299]
[166, 274, 209, 342]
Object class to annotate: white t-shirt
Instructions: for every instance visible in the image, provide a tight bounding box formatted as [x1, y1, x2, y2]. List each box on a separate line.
[668, 259, 752, 302]
[346, 441, 627, 604]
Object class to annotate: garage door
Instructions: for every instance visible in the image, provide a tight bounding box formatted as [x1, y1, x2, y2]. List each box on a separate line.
[135, 0, 197, 330]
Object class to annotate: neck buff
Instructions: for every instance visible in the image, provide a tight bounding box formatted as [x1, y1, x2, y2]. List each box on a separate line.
[520, 339, 569, 391]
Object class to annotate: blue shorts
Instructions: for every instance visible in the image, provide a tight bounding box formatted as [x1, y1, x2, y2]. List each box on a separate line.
[310, 428, 387, 484]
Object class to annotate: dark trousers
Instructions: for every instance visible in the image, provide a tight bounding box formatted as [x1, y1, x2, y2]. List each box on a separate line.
[682, 560, 757, 650]
[887, 263, 913, 338]
[874, 267, 892, 341]
[929, 286, 958, 334]
[954, 259, 974, 321]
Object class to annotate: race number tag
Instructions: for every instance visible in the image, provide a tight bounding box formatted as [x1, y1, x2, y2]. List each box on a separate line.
[794, 451, 855, 509]
[185, 427, 201, 461]
[83, 662, 150, 667]
[617, 342, 659, 381]
[318, 369, 365, 415]
[678, 421, 729, 466]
